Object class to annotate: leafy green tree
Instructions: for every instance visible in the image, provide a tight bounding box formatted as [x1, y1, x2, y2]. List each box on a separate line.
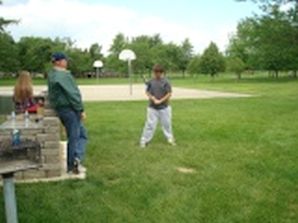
[67, 48, 93, 76]
[231, 13, 296, 78]
[17, 37, 53, 73]
[255, 14, 294, 77]
[0, 32, 19, 72]
[226, 19, 258, 70]
[199, 42, 225, 77]
[235, 0, 298, 77]
[150, 43, 181, 73]
[187, 55, 201, 76]
[106, 33, 128, 74]
[287, 27, 298, 77]
[109, 33, 128, 56]
[164, 43, 183, 72]
[16, 36, 92, 75]
[0, 0, 19, 74]
[52, 37, 68, 52]
[179, 38, 194, 76]
[0, 0, 18, 33]
[237, 0, 297, 17]
[89, 43, 103, 60]
[226, 57, 246, 80]
[149, 34, 163, 47]
[106, 34, 195, 77]
[129, 35, 154, 74]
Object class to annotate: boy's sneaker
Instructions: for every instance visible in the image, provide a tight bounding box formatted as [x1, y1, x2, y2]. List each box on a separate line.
[140, 142, 147, 149]
[168, 139, 177, 146]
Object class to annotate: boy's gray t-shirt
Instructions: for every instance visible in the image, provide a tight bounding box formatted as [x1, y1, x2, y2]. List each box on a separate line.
[146, 78, 172, 110]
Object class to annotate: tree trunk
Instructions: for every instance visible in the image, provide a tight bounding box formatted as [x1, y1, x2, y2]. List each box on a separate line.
[182, 70, 186, 79]
[237, 72, 242, 81]
[275, 70, 279, 79]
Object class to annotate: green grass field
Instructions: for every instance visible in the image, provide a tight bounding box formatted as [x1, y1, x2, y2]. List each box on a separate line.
[0, 75, 297, 223]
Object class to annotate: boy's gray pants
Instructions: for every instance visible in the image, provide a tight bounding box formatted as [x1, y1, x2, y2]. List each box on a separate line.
[140, 106, 174, 144]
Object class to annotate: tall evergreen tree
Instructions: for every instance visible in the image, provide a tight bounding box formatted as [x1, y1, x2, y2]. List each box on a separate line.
[199, 42, 225, 77]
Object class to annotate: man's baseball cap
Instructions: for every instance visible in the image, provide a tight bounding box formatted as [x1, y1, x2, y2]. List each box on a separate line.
[51, 52, 68, 62]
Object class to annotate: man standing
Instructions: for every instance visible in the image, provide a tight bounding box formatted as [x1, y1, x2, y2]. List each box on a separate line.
[48, 52, 87, 174]
[140, 64, 176, 148]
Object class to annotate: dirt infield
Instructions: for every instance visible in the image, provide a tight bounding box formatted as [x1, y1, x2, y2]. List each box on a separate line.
[0, 84, 251, 101]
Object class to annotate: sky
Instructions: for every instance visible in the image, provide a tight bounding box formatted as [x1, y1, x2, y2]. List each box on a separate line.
[0, 0, 259, 54]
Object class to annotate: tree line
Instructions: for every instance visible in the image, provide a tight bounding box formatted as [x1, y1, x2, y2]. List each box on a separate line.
[0, 0, 297, 79]
[227, 0, 298, 79]
[0, 28, 232, 78]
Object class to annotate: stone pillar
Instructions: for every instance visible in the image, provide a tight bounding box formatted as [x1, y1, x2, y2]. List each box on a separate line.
[0, 94, 64, 181]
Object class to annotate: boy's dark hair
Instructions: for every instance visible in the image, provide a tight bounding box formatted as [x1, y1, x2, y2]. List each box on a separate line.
[153, 64, 165, 73]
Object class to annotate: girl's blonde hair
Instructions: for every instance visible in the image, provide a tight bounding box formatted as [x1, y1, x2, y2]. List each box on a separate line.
[14, 71, 33, 102]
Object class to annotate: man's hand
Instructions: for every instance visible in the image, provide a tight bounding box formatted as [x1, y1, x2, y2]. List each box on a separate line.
[80, 112, 87, 121]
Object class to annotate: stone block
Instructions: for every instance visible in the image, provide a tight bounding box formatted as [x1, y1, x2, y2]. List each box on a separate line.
[44, 141, 60, 149]
[43, 117, 60, 126]
[46, 170, 61, 178]
[23, 169, 45, 179]
[21, 136, 36, 141]
[45, 133, 60, 141]
[14, 172, 24, 180]
[44, 109, 57, 117]
[45, 155, 60, 164]
[44, 127, 60, 134]
[0, 130, 11, 136]
[41, 164, 62, 171]
[36, 134, 46, 142]
[41, 149, 61, 156]
[0, 135, 10, 141]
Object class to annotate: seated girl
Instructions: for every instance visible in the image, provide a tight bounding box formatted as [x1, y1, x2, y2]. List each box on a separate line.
[13, 71, 40, 114]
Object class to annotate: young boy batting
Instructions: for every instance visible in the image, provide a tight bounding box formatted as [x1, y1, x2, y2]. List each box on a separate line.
[140, 64, 176, 148]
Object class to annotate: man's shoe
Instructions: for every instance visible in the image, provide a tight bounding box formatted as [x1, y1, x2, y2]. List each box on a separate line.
[78, 165, 87, 173]
[73, 158, 87, 174]
[73, 158, 79, 174]
[67, 171, 74, 176]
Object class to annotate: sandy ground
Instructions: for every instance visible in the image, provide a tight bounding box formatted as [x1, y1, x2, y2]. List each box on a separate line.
[0, 84, 251, 101]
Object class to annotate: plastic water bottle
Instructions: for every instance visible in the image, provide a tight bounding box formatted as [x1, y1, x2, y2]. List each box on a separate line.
[11, 111, 16, 120]
[11, 111, 16, 127]
[12, 129, 21, 146]
[25, 110, 30, 127]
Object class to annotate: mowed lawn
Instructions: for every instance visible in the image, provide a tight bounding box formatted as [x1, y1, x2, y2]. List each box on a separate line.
[0, 77, 298, 223]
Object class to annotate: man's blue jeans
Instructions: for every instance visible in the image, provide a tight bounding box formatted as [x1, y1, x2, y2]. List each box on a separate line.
[57, 108, 88, 171]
